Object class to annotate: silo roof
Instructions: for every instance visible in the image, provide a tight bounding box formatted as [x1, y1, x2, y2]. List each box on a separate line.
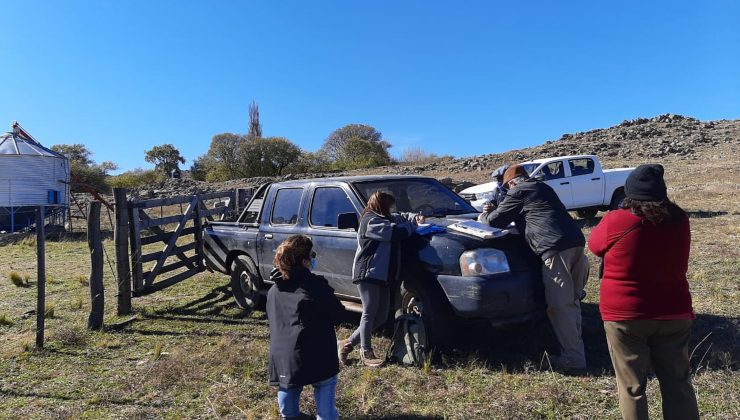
[0, 124, 66, 158]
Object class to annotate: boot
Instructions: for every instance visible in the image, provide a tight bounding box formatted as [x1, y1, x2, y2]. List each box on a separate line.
[337, 339, 354, 366]
[360, 348, 385, 368]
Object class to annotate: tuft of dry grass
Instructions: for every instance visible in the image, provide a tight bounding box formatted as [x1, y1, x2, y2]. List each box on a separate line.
[52, 324, 88, 347]
[8, 271, 29, 287]
[76, 275, 89, 286]
[0, 313, 13, 326]
[44, 302, 56, 318]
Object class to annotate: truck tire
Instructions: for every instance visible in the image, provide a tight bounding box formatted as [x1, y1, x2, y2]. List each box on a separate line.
[230, 255, 266, 311]
[609, 189, 626, 210]
[576, 208, 598, 219]
[400, 276, 455, 349]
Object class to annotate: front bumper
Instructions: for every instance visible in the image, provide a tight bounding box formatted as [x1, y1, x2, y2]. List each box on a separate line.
[436, 270, 544, 324]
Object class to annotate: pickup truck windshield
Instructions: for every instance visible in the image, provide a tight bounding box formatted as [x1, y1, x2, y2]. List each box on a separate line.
[521, 163, 539, 175]
[353, 179, 477, 217]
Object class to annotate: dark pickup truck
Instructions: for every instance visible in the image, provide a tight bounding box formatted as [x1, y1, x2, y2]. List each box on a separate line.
[203, 175, 544, 344]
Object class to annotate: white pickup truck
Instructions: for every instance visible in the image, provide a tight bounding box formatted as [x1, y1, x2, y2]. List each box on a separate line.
[460, 155, 635, 218]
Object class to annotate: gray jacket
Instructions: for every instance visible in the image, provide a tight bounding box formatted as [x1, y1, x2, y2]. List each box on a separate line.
[352, 211, 417, 284]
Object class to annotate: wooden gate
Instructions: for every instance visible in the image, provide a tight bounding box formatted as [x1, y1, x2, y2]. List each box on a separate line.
[127, 190, 238, 296]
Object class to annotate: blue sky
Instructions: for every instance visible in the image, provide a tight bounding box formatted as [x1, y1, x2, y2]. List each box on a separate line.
[1, 1, 738, 172]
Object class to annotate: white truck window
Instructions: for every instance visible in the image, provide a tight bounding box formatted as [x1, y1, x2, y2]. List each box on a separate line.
[541, 161, 565, 180]
[568, 158, 595, 176]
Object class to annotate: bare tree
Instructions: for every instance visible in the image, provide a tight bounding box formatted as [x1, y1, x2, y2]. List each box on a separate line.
[248, 101, 262, 140]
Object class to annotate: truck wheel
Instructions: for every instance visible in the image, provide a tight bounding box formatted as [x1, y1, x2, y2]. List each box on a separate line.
[576, 208, 598, 219]
[400, 276, 455, 349]
[230, 255, 266, 311]
[609, 189, 626, 210]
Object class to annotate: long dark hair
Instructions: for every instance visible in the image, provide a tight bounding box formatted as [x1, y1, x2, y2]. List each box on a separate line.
[273, 235, 313, 280]
[621, 197, 686, 225]
[364, 191, 395, 219]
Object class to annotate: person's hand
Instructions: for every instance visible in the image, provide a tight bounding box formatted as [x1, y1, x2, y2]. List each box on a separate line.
[415, 214, 426, 224]
[482, 202, 495, 213]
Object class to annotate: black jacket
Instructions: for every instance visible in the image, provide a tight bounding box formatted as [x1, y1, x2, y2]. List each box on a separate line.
[267, 266, 345, 388]
[481, 178, 585, 259]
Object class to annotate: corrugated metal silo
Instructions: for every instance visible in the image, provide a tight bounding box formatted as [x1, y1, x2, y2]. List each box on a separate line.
[0, 122, 70, 232]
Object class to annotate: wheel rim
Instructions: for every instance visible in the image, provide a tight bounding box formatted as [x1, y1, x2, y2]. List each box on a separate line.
[239, 269, 257, 298]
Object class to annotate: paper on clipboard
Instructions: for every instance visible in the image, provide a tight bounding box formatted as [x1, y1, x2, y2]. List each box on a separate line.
[447, 220, 509, 239]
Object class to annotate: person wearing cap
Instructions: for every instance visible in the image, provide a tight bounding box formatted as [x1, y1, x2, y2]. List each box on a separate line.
[480, 164, 589, 374]
[477, 164, 510, 222]
[588, 164, 699, 420]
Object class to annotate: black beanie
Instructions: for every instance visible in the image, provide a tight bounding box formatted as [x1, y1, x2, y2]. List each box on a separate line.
[625, 164, 667, 201]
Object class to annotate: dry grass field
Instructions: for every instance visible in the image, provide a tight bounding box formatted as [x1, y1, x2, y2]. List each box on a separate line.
[1, 145, 738, 419]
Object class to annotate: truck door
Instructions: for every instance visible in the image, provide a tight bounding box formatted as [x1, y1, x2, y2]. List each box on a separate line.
[257, 187, 307, 281]
[305, 184, 362, 297]
[538, 160, 574, 208]
[567, 157, 603, 207]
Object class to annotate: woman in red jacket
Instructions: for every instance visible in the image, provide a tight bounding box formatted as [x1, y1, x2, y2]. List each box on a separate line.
[588, 164, 699, 420]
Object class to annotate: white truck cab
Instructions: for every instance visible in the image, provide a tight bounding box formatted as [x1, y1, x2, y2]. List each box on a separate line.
[461, 155, 634, 218]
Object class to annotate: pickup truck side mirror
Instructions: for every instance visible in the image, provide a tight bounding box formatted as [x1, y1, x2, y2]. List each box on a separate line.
[337, 212, 359, 231]
[532, 172, 545, 181]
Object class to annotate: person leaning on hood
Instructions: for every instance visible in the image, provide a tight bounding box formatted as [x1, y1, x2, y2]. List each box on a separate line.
[479, 164, 589, 374]
[337, 191, 423, 368]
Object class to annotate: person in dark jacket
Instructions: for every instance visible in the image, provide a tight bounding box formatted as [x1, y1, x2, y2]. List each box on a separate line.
[267, 235, 345, 420]
[588, 164, 699, 420]
[480, 164, 589, 373]
[337, 191, 421, 367]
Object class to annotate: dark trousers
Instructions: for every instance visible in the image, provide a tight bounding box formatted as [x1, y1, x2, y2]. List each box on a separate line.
[604, 319, 699, 420]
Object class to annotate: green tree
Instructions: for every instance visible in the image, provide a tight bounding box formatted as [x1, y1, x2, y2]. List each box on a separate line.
[262, 137, 301, 175]
[320, 124, 391, 165]
[337, 137, 392, 169]
[145, 144, 186, 175]
[51, 144, 113, 192]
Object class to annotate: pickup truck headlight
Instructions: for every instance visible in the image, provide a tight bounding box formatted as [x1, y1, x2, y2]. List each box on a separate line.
[460, 248, 510, 276]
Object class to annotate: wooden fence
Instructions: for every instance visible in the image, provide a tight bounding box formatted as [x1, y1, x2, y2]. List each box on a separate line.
[110, 188, 252, 315]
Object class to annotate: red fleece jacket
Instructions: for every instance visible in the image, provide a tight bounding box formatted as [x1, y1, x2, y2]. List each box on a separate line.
[588, 208, 694, 321]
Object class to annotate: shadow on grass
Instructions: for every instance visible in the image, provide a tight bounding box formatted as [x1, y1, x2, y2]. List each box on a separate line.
[355, 416, 443, 420]
[444, 303, 740, 376]
[0, 387, 146, 406]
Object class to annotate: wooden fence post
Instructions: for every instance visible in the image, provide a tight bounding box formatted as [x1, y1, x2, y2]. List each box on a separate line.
[113, 188, 132, 315]
[35, 206, 46, 348]
[87, 201, 104, 330]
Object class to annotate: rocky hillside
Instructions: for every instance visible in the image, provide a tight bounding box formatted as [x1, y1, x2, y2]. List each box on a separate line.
[132, 113, 739, 198]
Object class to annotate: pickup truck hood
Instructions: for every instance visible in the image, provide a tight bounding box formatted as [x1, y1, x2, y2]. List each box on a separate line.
[405, 214, 539, 276]
[459, 181, 498, 195]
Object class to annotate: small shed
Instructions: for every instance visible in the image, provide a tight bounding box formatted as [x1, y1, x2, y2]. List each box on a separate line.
[0, 122, 70, 232]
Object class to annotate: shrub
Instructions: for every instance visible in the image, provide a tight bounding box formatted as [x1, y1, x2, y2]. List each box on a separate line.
[52, 324, 88, 346]
[108, 169, 166, 190]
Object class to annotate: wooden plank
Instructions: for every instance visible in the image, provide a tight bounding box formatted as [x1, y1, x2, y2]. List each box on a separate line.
[142, 255, 199, 278]
[140, 242, 198, 264]
[137, 212, 197, 271]
[196, 190, 235, 201]
[140, 226, 197, 246]
[87, 201, 104, 330]
[36, 206, 46, 348]
[131, 195, 193, 209]
[144, 197, 197, 286]
[133, 266, 201, 297]
[113, 188, 132, 315]
[129, 207, 144, 291]
[139, 214, 190, 229]
[194, 199, 204, 272]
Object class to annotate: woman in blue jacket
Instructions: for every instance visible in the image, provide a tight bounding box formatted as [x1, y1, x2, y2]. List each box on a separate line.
[338, 191, 421, 367]
[267, 235, 345, 420]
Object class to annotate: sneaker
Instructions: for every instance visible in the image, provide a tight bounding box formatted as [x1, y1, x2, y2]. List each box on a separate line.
[337, 339, 354, 366]
[360, 349, 385, 368]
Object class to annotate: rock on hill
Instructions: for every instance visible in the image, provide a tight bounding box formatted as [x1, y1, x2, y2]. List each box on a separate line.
[133, 114, 740, 197]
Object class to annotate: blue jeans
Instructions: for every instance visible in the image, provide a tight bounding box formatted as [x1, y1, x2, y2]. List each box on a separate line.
[277, 375, 338, 420]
